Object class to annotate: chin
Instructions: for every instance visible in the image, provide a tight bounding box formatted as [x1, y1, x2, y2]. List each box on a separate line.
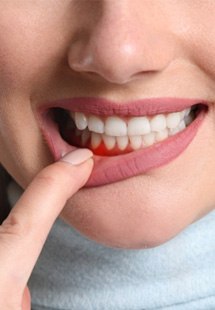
[60, 212, 188, 249]
[59, 194, 196, 250]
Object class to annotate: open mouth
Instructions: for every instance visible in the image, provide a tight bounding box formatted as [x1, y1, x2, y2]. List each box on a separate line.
[52, 104, 201, 156]
[37, 98, 208, 187]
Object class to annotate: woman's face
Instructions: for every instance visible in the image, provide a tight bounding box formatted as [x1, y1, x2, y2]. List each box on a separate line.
[0, 0, 215, 248]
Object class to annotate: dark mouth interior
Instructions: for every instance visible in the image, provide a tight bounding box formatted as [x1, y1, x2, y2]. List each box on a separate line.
[48, 103, 207, 151]
[52, 107, 72, 127]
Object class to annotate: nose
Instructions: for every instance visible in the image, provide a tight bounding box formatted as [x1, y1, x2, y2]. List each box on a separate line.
[68, 1, 175, 85]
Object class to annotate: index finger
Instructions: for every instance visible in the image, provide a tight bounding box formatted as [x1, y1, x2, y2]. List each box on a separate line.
[0, 149, 93, 291]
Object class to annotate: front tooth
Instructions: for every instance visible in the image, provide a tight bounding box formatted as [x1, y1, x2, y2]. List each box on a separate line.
[127, 117, 151, 136]
[102, 134, 116, 150]
[129, 135, 142, 150]
[105, 116, 127, 136]
[74, 112, 88, 130]
[150, 114, 166, 132]
[166, 112, 181, 129]
[116, 136, 129, 150]
[88, 115, 104, 134]
[91, 132, 102, 149]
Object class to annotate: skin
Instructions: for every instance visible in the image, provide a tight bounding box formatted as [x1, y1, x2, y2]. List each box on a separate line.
[0, 0, 215, 257]
[0, 151, 94, 309]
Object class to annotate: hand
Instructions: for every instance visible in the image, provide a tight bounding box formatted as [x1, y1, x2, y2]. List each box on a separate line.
[0, 149, 94, 310]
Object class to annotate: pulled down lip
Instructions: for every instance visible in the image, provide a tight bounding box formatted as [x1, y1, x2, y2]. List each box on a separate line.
[36, 98, 208, 187]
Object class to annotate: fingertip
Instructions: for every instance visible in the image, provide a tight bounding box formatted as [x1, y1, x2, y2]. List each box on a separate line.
[60, 148, 93, 166]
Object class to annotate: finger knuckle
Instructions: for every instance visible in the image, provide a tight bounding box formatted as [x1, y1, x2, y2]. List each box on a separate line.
[36, 164, 71, 188]
[0, 214, 30, 239]
[36, 172, 57, 188]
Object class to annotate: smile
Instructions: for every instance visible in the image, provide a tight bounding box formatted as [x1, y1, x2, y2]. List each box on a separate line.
[37, 97, 208, 187]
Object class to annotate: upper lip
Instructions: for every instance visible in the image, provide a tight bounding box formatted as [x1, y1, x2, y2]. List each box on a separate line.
[38, 97, 207, 117]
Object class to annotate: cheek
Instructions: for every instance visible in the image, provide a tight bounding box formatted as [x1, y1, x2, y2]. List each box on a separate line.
[192, 43, 215, 82]
[0, 104, 44, 185]
[0, 27, 36, 91]
[0, 8, 68, 93]
[187, 19, 215, 80]
[0, 16, 67, 185]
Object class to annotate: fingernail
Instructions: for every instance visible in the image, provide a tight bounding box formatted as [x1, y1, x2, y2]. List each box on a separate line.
[60, 148, 93, 166]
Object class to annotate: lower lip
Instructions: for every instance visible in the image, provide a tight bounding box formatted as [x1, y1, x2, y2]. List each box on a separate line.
[41, 107, 207, 187]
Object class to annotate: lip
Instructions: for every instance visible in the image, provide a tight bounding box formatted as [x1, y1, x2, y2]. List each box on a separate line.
[36, 97, 208, 187]
[38, 97, 205, 116]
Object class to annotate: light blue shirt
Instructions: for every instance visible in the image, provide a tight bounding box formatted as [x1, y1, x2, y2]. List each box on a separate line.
[8, 183, 215, 310]
[7, 181, 215, 309]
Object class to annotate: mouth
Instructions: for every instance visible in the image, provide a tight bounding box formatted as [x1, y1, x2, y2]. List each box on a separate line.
[37, 97, 208, 187]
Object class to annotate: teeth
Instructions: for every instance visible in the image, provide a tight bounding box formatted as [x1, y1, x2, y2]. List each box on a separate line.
[72, 106, 193, 137]
[150, 114, 166, 132]
[166, 111, 181, 129]
[180, 110, 186, 118]
[168, 127, 181, 136]
[185, 107, 191, 116]
[88, 115, 104, 134]
[116, 136, 129, 150]
[91, 132, 102, 149]
[129, 135, 142, 150]
[127, 116, 151, 135]
[105, 116, 127, 136]
[143, 132, 156, 146]
[69, 105, 196, 152]
[178, 120, 186, 131]
[74, 112, 88, 130]
[155, 128, 168, 142]
[184, 112, 194, 126]
[102, 134, 116, 150]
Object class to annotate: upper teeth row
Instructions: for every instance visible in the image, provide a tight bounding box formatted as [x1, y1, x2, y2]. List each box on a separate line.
[69, 108, 192, 137]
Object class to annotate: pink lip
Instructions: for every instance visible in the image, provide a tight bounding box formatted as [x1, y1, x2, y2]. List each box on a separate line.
[37, 97, 208, 187]
[38, 97, 204, 116]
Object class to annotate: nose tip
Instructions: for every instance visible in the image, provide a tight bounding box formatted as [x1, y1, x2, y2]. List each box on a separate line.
[68, 3, 175, 85]
[69, 40, 145, 84]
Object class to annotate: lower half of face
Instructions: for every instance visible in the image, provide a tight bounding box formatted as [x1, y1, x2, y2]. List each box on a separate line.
[0, 99, 215, 249]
